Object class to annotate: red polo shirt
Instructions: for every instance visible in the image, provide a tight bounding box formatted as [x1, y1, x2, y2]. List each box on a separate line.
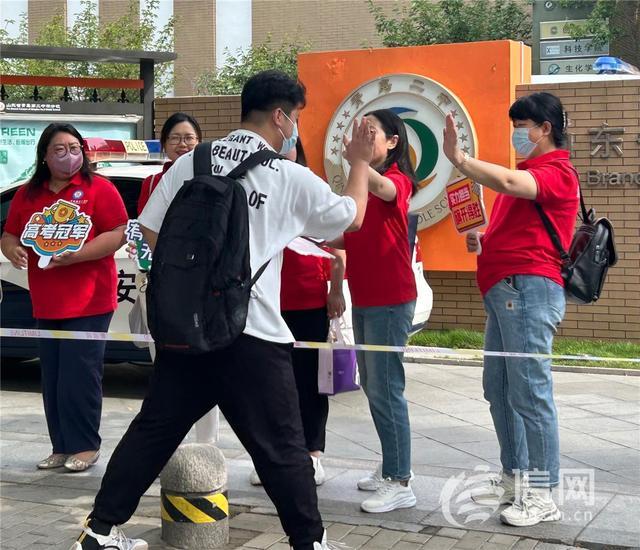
[344, 164, 417, 307]
[477, 149, 579, 295]
[4, 173, 128, 319]
[280, 248, 330, 311]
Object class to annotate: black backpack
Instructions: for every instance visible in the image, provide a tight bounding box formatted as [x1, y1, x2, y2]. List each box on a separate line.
[147, 143, 280, 354]
[535, 180, 618, 305]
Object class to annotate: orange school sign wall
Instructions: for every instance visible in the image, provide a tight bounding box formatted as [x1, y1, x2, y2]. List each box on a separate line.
[298, 40, 532, 271]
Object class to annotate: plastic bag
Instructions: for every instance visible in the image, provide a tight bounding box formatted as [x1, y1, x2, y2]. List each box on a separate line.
[318, 317, 360, 395]
[128, 272, 150, 349]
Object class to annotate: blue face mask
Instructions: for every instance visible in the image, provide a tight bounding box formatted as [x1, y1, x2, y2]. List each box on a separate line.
[511, 126, 541, 158]
[278, 111, 298, 156]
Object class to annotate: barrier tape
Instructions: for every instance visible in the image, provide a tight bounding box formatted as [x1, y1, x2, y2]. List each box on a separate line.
[2, 327, 639, 364]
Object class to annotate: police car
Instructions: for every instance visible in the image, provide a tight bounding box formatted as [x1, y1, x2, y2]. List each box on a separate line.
[1, 139, 432, 363]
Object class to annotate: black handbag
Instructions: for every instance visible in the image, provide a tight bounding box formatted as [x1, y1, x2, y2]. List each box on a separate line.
[535, 184, 618, 305]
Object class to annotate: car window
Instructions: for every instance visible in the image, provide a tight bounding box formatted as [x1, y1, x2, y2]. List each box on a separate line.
[108, 177, 142, 220]
[1, 186, 21, 235]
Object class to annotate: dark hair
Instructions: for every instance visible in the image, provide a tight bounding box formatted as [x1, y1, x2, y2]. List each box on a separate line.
[295, 138, 307, 167]
[365, 109, 418, 196]
[508, 92, 567, 148]
[26, 123, 92, 197]
[159, 112, 202, 147]
[241, 70, 306, 122]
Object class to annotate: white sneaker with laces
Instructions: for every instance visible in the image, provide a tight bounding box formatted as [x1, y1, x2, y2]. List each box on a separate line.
[357, 465, 415, 491]
[500, 487, 562, 527]
[357, 464, 383, 491]
[311, 456, 325, 486]
[70, 524, 147, 549]
[249, 468, 262, 486]
[471, 471, 517, 505]
[360, 479, 417, 513]
[309, 529, 352, 549]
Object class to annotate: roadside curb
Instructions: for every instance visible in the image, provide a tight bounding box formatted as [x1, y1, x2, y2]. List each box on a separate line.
[404, 354, 640, 376]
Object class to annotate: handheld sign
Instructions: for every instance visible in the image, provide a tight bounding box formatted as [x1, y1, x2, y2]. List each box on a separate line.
[125, 219, 153, 271]
[446, 176, 487, 254]
[20, 199, 92, 268]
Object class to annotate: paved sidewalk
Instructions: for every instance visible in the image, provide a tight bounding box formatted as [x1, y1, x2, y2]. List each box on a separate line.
[1, 363, 639, 549]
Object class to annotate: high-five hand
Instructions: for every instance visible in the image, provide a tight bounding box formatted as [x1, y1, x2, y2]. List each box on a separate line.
[443, 112, 464, 167]
[343, 118, 374, 165]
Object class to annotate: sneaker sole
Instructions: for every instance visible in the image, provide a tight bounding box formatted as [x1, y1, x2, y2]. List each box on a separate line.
[361, 495, 417, 513]
[471, 494, 515, 505]
[500, 508, 562, 527]
[357, 483, 381, 491]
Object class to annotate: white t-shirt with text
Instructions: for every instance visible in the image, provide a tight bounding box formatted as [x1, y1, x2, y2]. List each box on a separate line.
[139, 129, 356, 343]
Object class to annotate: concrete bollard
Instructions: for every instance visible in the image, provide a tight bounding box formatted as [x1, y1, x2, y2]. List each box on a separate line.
[160, 443, 229, 549]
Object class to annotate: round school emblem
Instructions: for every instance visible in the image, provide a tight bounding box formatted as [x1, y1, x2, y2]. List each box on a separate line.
[72, 189, 84, 200]
[324, 74, 477, 230]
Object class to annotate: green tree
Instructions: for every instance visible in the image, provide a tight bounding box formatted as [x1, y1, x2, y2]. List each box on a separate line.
[0, 0, 175, 102]
[367, 0, 532, 47]
[561, 0, 639, 67]
[194, 36, 310, 96]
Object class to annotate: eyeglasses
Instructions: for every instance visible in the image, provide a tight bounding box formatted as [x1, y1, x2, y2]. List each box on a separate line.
[51, 144, 83, 157]
[167, 134, 198, 145]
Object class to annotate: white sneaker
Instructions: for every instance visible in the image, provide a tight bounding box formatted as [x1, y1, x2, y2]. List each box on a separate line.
[311, 456, 325, 486]
[471, 471, 517, 505]
[70, 524, 147, 549]
[360, 479, 417, 513]
[310, 529, 353, 549]
[500, 488, 562, 527]
[357, 465, 415, 491]
[249, 468, 262, 486]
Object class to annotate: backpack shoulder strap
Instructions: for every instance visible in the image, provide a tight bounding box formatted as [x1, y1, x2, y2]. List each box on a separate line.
[193, 142, 213, 177]
[534, 203, 571, 265]
[227, 149, 283, 180]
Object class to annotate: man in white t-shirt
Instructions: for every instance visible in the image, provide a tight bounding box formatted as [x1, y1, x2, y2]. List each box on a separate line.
[71, 71, 374, 550]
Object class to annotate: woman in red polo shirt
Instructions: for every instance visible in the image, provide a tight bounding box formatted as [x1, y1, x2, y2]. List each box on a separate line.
[1, 123, 128, 472]
[334, 109, 418, 514]
[442, 92, 579, 527]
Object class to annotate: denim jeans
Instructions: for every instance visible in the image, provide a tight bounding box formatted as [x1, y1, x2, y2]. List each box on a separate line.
[352, 300, 416, 481]
[483, 275, 565, 487]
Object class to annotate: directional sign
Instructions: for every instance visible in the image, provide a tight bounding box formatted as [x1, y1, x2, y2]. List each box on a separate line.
[541, 38, 609, 59]
[540, 57, 600, 75]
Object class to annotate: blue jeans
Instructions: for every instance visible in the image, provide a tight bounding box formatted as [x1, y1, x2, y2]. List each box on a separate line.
[352, 300, 415, 481]
[483, 275, 565, 487]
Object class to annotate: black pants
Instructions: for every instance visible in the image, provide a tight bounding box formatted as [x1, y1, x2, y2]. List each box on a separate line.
[92, 334, 323, 550]
[38, 312, 113, 454]
[282, 307, 329, 453]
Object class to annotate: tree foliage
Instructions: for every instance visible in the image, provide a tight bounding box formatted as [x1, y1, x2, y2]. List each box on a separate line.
[367, 0, 532, 47]
[560, 0, 639, 64]
[194, 36, 310, 96]
[0, 0, 175, 101]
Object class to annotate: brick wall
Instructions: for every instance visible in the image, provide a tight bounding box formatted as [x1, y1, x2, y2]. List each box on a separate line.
[154, 95, 241, 141]
[428, 80, 640, 342]
[99, 0, 137, 25]
[154, 79, 640, 342]
[251, 0, 405, 52]
[28, 0, 66, 43]
[173, 0, 216, 96]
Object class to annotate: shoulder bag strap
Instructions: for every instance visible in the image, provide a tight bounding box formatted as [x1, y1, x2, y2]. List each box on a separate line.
[193, 142, 213, 177]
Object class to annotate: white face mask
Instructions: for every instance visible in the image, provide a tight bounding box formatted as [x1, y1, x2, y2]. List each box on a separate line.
[278, 111, 298, 156]
[511, 125, 542, 158]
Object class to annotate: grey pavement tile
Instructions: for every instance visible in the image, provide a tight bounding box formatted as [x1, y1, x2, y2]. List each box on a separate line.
[392, 542, 423, 550]
[422, 536, 459, 549]
[577, 493, 640, 548]
[417, 427, 497, 445]
[558, 416, 639, 435]
[402, 532, 432, 544]
[488, 533, 521, 545]
[412, 439, 494, 470]
[341, 533, 374, 549]
[511, 539, 538, 550]
[437, 527, 467, 539]
[361, 529, 405, 548]
[590, 429, 640, 450]
[563, 448, 640, 473]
